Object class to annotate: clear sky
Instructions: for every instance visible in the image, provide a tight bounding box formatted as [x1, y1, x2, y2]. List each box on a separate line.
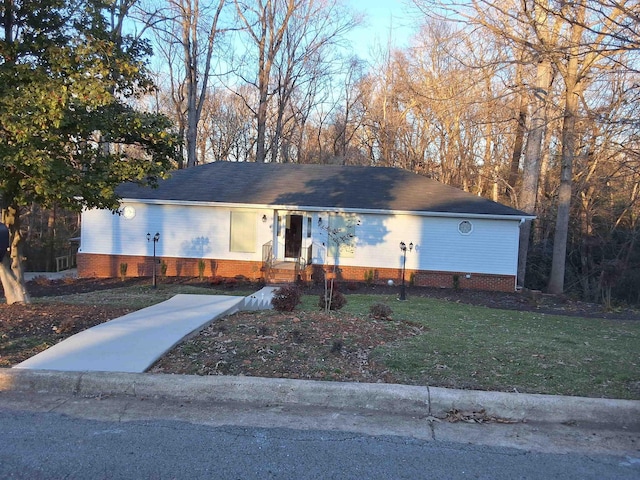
[347, 0, 417, 62]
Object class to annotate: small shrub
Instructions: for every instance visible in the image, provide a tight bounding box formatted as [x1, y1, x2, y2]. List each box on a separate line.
[197, 259, 206, 280]
[271, 285, 302, 312]
[32, 275, 50, 286]
[370, 303, 393, 320]
[330, 340, 343, 354]
[453, 274, 460, 291]
[346, 282, 359, 291]
[364, 269, 375, 285]
[160, 261, 168, 278]
[224, 277, 238, 288]
[53, 318, 75, 334]
[119, 263, 128, 281]
[318, 289, 347, 311]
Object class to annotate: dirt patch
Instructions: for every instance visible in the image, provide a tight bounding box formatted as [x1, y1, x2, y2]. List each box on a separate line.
[149, 309, 425, 382]
[0, 303, 132, 367]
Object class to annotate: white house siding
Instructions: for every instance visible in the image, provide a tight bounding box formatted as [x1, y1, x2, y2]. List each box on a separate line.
[80, 204, 520, 278]
[311, 212, 519, 276]
[79, 203, 273, 262]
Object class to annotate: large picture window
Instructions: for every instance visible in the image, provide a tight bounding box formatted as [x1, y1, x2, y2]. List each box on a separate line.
[230, 211, 256, 252]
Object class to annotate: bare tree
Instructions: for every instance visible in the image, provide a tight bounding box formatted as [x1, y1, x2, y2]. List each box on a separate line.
[233, 0, 357, 163]
[152, 0, 228, 168]
[546, 1, 636, 293]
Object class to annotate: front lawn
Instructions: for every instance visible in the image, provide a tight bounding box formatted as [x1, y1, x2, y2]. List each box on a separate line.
[152, 293, 640, 399]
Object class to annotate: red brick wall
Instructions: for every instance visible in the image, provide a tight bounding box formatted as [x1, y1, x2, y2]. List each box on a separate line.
[77, 253, 263, 281]
[323, 265, 515, 292]
[78, 253, 516, 292]
[411, 271, 515, 292]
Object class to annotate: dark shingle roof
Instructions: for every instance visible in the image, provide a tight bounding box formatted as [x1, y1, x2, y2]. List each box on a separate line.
[117, 162, 528, 217]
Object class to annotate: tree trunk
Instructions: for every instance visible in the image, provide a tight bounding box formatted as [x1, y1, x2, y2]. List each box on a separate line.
[0, 206, 31, 304]
[517, 56, 551, 287]
[507, 63, 527, 203]
[547, 10, 584, 295]
[46, 206, 56, 272]
[547, 75, 580, 294]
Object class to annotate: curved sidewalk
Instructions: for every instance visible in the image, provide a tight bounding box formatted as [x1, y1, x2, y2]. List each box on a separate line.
[13, 288, 276, 373]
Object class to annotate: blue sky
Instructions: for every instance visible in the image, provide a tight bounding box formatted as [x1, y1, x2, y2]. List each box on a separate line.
[347, 0, 417, 61]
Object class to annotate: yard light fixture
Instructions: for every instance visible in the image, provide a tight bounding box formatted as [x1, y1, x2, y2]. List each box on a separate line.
[147, 232, 160, 288]
[399, 241, 413, 301]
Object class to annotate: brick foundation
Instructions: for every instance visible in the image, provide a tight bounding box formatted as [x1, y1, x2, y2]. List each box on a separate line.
[321, 265, 515, 292]
[78, 253, 516, 292]
[77, 253, 264, 281]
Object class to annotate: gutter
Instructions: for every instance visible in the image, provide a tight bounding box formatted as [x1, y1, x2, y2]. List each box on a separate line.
[119, 198, 536, 222]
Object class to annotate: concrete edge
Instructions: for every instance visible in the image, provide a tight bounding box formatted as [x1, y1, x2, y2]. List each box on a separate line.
[2, 369, 639, 426]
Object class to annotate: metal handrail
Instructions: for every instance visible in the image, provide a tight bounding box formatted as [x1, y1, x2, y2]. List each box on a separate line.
[262, 241, 273, 282]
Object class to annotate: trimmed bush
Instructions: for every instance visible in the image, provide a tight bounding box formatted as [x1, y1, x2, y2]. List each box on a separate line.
[119, 263, 127, 281]
[318, 289, 347, 311]
[271, 285, 302, 312]
[369, 303, 393, 320]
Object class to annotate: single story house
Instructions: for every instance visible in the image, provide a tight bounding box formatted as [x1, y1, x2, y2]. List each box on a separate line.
[77, 162, 533, 292]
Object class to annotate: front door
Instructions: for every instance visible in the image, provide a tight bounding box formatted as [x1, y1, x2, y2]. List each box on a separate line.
[284, 214, 303, 259]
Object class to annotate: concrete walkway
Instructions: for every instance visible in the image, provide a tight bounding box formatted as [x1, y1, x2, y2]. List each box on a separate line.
[13, 287, 277, 373]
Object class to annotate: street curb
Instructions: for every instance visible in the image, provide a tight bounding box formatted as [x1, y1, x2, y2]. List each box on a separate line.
[1, 369, 639, 426]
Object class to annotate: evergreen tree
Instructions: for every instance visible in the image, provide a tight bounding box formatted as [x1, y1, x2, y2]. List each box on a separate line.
[0, 0, 178, 304]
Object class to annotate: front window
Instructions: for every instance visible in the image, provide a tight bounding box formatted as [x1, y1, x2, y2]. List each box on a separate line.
[230, 211, 256, 252]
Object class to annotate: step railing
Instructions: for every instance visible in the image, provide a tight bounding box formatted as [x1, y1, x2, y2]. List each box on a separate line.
[262, 241, 274, 282]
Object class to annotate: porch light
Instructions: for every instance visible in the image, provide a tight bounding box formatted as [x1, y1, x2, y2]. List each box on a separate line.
[262, 214, 268, 223]
[318, 217, 322, 226]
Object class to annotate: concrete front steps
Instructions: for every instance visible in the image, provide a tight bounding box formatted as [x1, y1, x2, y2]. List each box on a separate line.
[242, 286, 278, 311]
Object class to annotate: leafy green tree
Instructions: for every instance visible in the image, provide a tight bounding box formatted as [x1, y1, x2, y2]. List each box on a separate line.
[0, 0, 178, 304]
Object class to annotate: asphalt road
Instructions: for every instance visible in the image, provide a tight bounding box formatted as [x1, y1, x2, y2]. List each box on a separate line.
[0, 392, 638, 480]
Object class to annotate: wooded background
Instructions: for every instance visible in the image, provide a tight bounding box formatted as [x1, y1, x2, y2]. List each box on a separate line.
[6, 0, 640, 306]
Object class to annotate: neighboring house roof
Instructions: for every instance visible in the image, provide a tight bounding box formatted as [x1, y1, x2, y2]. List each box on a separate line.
[117, 162, 531, 218]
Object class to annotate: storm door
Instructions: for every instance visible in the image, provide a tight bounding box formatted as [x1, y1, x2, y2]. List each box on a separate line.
[284, 214, 303, 259]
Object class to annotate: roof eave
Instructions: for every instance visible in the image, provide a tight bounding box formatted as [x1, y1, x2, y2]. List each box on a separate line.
[120, 198, 535, 221]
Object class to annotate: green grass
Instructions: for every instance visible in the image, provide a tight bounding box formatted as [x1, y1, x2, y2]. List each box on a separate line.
[35, 284, 254, 310]
[301, 293, 640, 399]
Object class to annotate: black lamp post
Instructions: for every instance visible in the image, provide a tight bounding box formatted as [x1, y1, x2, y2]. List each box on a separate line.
[399, 241, 413, 301]
[147, 232, 160, 288]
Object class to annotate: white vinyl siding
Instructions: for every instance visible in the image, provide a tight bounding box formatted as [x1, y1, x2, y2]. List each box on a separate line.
[81, 203, 521, 277]
[312, 212, 519, 276]
[327, 213, 357, 259]
[80, 203, 270, 261]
